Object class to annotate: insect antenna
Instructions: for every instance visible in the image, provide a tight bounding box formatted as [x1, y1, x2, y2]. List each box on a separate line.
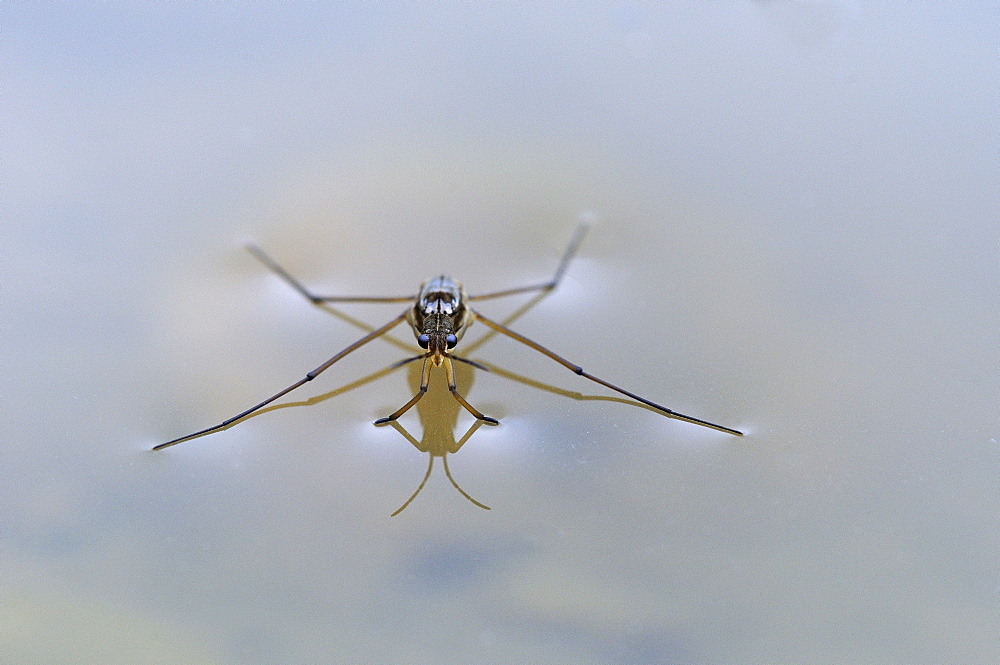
[388, 354, 425, 369]
[389, 353, 490, 372]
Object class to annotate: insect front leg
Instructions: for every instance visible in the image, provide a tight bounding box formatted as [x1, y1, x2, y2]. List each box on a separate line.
[444, 356, 499, 424]
[374, 355, 432, 424]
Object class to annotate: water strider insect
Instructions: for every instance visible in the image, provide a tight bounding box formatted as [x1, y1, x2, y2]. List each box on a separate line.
[154, 223, 742, 451]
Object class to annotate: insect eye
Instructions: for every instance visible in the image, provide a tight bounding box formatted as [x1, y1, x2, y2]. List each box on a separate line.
[417, 334, 430, 349]
[446, 334, 458, 349]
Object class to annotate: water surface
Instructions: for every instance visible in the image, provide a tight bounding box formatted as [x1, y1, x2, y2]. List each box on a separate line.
[3, 3, 997, 663]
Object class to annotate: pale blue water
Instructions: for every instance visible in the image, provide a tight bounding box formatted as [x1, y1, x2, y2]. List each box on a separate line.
[3, 3, 998, 663]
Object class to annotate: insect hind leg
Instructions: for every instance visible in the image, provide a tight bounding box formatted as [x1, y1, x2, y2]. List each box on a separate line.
[245, 242, 415, 304]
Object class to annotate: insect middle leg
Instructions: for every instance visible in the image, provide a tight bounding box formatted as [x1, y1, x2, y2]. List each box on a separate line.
[471, 310, 743, 436]
[154, 311, 410, 449]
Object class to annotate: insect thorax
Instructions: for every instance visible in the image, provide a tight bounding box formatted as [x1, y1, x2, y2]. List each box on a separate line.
[408, 275, 470, 340]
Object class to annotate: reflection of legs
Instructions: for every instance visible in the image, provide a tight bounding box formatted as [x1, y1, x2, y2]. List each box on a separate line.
[444, 357, 499, 424]
[374, 356, 432, 424]
[245, 242, 415, 304]
[469, 222, 589, 301]
[390, 454, 491, 516]
[155, 311, 410, 449]
[442, 455, 490, 511]
[472, 310, 743, 436]
[391, 455, 434, 517]
[388, 420, 491, 516]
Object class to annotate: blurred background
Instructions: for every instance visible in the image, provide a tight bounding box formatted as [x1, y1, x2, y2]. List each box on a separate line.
[3, 3, 997, 663]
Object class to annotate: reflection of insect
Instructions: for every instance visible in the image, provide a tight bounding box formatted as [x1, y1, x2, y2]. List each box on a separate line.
[384, 419, 491, 516]
[154, 223, 742, 451]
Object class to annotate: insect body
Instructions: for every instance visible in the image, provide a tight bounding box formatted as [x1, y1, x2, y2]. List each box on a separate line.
[411, 276, 469, 365]
[154, 223, 742, 451]
[380, 274, 496, 426]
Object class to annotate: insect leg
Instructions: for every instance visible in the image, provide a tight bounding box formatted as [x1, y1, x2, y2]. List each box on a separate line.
[444, 356, 499, 424]
[469, 222, 589, 300]
[373, 356, 432, 424]
[471, 310, 743, 436]
[245, 242, 416, 304]
[154, 310, 409, 450]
